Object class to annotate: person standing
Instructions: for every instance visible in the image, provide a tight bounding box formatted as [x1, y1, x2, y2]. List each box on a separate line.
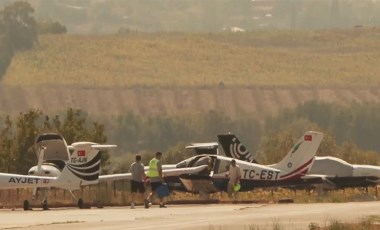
[145, 151, 166, 208]
[129, 154, 146, 209]
[227, 159, 241, 201]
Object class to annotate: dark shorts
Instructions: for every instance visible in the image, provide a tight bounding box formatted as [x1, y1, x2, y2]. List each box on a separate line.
[151, 181, 162, 192]
[131, 180, 145, 193]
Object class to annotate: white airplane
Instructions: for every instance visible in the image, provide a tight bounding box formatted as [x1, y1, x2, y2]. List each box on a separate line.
[218, 132, 380, 191]
[175, 131, 324, 193]
[100, 131, 324, 196]
[3, 132, 116, 210]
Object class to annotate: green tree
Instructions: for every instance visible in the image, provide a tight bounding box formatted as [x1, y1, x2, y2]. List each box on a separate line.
[37, 20, 67, 34]
[0, 108, 110, 173]
[0, 34, 13, 77]
[13, 109, 44, 173]
[0, 1, 38, 51]
[0, 116, 15, 172]
[164, 142, 194, 164]
[0, 1, 38, 78]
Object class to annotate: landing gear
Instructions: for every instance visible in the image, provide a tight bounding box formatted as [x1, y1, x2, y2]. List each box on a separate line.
[77, 198, 84, 209]
[42, 200, 49, 210]
[40, 188, 49, 210]
[69, 190, 88, 209]
[23, 200, 30, 211]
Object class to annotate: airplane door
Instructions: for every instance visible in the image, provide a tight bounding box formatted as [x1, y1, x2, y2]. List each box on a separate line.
[213, 158, 230, 175]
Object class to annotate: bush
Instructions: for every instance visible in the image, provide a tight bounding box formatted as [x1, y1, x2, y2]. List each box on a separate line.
[37, 20, 67, 34]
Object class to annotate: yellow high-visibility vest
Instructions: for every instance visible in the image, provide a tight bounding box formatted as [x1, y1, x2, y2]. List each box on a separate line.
[147, 158, 160, 177]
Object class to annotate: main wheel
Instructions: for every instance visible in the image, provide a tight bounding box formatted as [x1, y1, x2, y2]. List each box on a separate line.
[23, 200, 30, 211]
[78, 198, 84, 209]
[42, 200, 49, 210]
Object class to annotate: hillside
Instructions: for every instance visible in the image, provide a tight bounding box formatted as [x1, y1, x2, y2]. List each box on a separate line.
[1, 29, 380, 118]
[2, 29, 380, 88]
[1, 85, 380, 119]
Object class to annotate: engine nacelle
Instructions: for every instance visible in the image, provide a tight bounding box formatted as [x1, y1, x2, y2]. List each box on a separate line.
[28, 164, 61, 177]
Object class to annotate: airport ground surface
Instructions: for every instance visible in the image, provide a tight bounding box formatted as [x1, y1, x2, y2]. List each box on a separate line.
[1, 201, 380, 230]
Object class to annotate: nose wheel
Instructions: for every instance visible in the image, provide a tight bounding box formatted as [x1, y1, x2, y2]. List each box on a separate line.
[23, 200, 30, 211]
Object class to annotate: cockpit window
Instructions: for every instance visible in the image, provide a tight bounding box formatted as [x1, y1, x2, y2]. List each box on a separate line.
[214, 158, 230, 174]
[176, 160, 187, 168]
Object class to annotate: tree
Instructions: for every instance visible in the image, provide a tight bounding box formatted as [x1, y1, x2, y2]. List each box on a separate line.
[0, 116, 15, 172]
[0, 1, 38, 79]
[13, 109, 44, 173]
[0, 34, 13, 77]
[0, 108, 110, 173]
[0, 1, 38, 51]
[37, 20, 67, 34]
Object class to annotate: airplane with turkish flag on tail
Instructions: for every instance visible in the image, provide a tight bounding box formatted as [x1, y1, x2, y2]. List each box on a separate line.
[97, 132, 323, 199]
[3, 133, 117, 211]
[0, 140, 113, 210]
[163, 131, 324, 195]
[218, 131, 380, 192]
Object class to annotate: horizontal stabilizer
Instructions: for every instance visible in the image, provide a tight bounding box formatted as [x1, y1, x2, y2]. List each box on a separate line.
[68, 142, 117, 150]
[185, 142, 218, 149]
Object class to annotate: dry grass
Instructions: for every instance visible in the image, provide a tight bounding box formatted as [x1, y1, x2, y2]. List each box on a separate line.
[2, 29, 380, 88]
[1, 186, 378, 209]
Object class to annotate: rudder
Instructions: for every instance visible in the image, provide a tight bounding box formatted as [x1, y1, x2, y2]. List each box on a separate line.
[54, 142, 103, 190]
[217, 133, 256, 163]
[270, 131, 324, 180]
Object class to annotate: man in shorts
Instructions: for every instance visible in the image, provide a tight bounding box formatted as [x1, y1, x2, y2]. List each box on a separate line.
[145, 151, 166, 208]
[129, 154, 146, 209]
[227, 159, 241, 201]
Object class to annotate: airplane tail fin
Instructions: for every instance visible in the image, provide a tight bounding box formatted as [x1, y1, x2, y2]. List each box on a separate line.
[270, 131, 324, 180]
[217, 133, 256, 163]
[55, 142, 115, 190]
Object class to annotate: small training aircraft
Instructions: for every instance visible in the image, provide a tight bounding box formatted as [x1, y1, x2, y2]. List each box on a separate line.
[102, 131, 324, 197]
[218, 132, 380, 191]
[174, 131, 324, 194]
[1, 132, 116, 210]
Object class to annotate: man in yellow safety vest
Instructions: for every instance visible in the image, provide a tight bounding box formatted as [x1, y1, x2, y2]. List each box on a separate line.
[144, 151, 166, 208]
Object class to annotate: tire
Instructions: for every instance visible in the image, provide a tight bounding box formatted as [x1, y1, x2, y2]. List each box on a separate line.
[23, 200, 30, 211]
[78, 198, 84, 209]
[42, 200, 49, 210]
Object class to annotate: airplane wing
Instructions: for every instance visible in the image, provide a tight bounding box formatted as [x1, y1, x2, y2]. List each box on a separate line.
[0, 173, 58, 189]
[68, 142, 117, 150]
[300, 174, 338, 190]
[99, 165, 209, 182]
[301, 174, 334, 179]
[185, 142, 219, 155]
[144, 164, 177, 170]
[185, 142, 218, 149]
[91, 144, 117, 149]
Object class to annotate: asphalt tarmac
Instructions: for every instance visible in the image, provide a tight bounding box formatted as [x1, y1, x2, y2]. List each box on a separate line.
[1, 201, 379, 230]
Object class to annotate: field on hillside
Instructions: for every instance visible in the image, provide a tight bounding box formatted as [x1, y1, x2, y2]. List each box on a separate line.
[1, 85, 380, 118]
[2, 29, 380, 88]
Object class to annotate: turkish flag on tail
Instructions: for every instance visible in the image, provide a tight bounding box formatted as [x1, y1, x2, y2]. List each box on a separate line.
[304, 135, 312, 141]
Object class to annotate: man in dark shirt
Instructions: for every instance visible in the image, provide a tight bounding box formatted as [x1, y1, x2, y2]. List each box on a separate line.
[129, 154, 146, 209]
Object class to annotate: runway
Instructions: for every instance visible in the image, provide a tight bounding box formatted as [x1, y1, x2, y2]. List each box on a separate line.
[1, 201, 379, 230]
